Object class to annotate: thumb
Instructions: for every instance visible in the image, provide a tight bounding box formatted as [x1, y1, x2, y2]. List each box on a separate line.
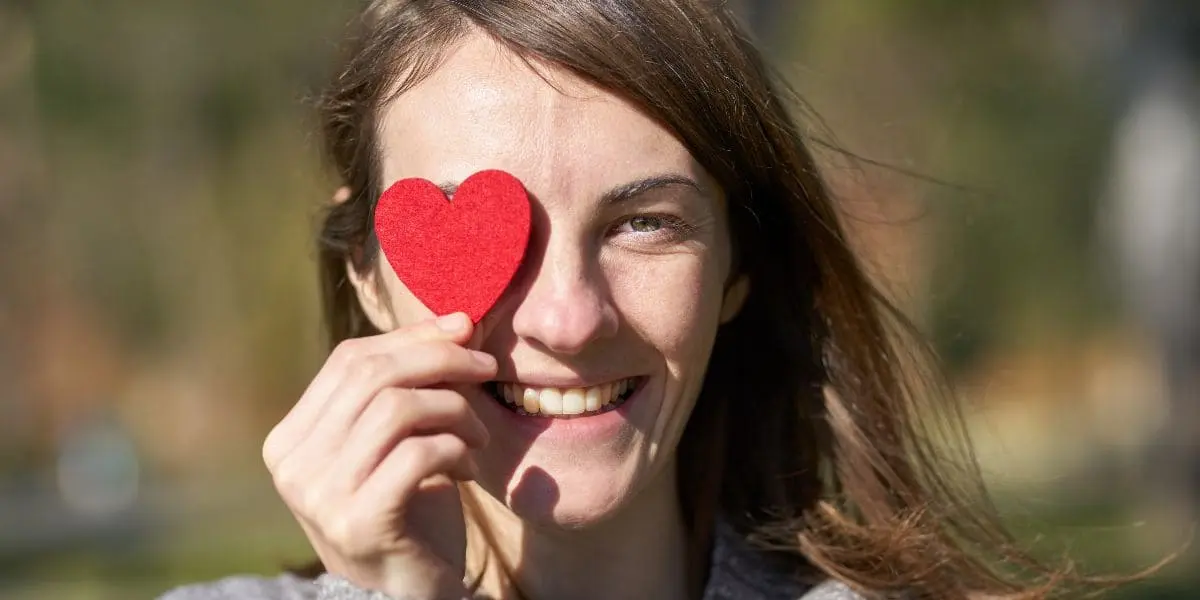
[463, 312, 500, 352]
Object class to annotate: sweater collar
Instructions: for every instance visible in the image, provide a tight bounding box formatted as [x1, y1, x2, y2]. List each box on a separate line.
[703, 519, 814, 599]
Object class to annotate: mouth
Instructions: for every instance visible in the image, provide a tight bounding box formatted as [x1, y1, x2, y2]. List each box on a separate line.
[484, 377, 645, 419]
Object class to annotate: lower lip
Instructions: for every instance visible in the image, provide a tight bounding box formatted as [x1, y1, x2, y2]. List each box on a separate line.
[476, 382, 645, 443]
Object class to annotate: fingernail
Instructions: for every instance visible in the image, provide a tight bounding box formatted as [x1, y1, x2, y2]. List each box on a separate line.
[436, 313, 468, 332]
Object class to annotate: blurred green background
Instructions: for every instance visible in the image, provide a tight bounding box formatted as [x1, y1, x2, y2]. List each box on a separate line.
[1, 1, 1196, 598]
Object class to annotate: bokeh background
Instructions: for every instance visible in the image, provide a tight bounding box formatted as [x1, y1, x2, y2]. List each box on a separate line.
[1, 0, 1197, 597]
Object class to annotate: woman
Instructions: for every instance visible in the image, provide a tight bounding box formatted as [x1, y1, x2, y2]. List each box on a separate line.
[161, 1, 1124, 598]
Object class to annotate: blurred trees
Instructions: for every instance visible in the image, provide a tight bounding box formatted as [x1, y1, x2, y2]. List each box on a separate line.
[776, 1, 1125, 373]
[0, 5, 42, 474]
[17, 1, 361, 476]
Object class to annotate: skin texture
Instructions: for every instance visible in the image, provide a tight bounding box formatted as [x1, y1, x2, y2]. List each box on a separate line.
[324, 33, 749, 599]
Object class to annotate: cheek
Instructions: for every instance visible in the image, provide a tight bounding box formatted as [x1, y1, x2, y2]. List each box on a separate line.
[606, 255, 725, 359]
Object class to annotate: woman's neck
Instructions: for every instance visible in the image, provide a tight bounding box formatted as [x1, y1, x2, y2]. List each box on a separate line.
[461, 466, 689, 600]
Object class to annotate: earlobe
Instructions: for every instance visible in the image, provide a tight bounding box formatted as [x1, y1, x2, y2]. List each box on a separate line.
[719, 275, 750, 324]
[345, 256, 398, 332]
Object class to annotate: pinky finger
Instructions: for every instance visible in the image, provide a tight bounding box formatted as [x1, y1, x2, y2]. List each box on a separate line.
[354, 433, 474, 507]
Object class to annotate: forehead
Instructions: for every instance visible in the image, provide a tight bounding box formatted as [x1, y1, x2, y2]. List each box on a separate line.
[376, 34, 705, 197]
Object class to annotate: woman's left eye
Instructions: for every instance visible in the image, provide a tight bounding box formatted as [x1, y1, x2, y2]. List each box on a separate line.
[627, 215, 664, 233]
[612, 214, 687, 238]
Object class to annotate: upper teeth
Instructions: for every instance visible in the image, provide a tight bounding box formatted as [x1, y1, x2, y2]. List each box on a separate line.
[497, 379, 636, 416]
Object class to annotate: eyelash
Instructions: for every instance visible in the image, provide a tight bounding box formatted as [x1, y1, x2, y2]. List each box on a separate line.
[608, 213, 695, 242]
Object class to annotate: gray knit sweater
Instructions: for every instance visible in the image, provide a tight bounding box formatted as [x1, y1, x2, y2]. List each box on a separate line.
[157, 521, 862, 599]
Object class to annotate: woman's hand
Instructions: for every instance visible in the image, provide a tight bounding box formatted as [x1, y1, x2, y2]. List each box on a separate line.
[263, 312, 494, 599]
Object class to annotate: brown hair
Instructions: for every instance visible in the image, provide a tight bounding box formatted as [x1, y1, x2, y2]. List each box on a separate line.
[303, 0, 1155, 597]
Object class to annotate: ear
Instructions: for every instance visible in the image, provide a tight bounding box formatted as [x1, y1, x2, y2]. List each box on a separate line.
[346, 257, 399, 332]
[719, 274, 750, 324]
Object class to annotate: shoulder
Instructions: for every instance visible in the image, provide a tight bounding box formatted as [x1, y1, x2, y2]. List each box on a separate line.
[156, 573, 318, 600]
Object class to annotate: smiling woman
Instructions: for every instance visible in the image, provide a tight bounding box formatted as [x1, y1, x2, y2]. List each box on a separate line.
[157, 1, 1144, 599]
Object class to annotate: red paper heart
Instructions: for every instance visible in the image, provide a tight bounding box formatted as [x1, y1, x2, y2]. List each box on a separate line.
[374, 169, 531, 323]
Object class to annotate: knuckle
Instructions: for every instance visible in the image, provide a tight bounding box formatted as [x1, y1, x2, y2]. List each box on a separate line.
[322, 513, 365, 556]
[348, 352, 389, 382]
[443, 435, 468, 456]
[261, 424, 293, 468]
[428, 434, 465, 460]
[299, 483, 331, 517]
[331, 337, 365, 367]
[423, 342, 461, 371]
[397, 439, 433, 476]
[443, 393, 471, 420]
[261, 432, 281, 467]
[374, 385, 411, 405]
[270, 462, 304, 503]
[373, 388, 413, 420]
[373, 400, 410, 434]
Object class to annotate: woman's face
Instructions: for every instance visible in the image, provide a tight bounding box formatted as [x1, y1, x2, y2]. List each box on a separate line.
[355, 34, 747, 528]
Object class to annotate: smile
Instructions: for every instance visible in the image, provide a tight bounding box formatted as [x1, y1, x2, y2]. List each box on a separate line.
[484, 377, 645, 418]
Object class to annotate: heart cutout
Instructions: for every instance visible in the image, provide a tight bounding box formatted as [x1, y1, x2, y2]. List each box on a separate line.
[373, 169, 531, 323]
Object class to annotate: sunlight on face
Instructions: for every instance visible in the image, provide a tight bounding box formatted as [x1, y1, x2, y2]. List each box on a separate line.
[364, 34, 743, 528]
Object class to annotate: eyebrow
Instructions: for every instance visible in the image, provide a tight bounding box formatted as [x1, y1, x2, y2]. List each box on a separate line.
[435, 173, 704, 204]
[600, 174, 704, 205]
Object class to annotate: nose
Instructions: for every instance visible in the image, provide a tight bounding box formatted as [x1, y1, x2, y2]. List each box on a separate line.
[509, 238, 619, 356]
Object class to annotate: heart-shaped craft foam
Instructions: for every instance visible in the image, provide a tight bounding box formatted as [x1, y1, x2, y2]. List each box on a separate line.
[374, 169, 531, 323]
